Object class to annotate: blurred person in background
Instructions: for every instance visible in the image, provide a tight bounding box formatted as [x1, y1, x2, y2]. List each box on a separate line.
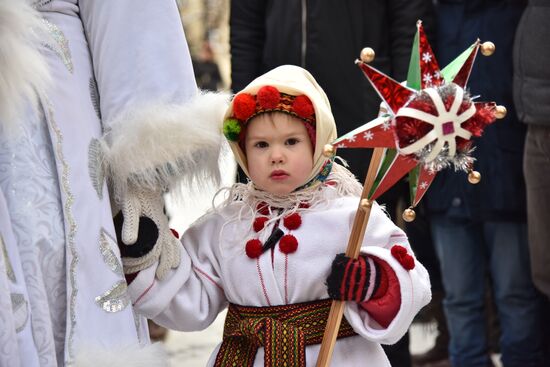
[513, 0, 550, 362]
[179, 0, 230, 90]
[425, 0, 545, 366]
[408, 205, 450, 367]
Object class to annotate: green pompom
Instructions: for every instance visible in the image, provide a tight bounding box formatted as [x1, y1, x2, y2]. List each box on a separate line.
[223, 118, 242, 141]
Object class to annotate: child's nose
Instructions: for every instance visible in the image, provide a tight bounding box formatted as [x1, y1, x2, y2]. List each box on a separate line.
[270, 148, 285, 164]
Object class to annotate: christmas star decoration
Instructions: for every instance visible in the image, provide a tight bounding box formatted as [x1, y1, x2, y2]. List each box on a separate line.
[333, 20, 505, 212]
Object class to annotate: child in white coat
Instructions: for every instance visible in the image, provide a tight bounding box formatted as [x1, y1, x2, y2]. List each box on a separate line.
[118, 65, 431, 367]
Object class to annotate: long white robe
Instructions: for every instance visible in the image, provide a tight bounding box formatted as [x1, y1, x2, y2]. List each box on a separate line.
[0, 1, 205, 366]
[129, 186, 432, 367]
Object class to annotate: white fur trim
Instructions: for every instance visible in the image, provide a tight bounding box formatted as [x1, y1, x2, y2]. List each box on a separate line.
[101, 91, 230, 199]
[0, 0, 50, 135]
[73, 342, 168, 367]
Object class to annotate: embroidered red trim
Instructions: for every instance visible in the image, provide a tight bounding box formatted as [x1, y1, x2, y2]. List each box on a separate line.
[231, 87, 315, 126]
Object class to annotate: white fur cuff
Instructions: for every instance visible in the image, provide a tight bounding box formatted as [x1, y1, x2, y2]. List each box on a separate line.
[101, 91, 230, 199]
[0, 0, 50, 135]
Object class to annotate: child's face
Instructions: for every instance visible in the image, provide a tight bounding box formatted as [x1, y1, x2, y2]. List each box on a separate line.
[245, 113, 314, 195]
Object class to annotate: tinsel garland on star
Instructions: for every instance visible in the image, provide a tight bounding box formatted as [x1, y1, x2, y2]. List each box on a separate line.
[332, 20, 505, 218]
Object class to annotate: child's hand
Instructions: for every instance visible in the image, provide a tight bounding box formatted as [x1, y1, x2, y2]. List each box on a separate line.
[326, 253, 379, 303]
[116, 184, 181, 280]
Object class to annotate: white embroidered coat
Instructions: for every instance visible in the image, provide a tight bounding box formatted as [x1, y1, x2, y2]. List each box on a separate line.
[0, 1, 215, 366]
[129, 186, 432, 367]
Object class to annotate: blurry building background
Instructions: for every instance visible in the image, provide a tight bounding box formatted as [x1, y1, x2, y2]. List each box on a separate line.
[177, 0, 231, 90]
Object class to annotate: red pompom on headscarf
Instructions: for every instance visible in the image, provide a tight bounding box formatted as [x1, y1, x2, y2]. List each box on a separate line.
[283, 213, 302, 230]
[391, 245, 415, 270]
[292, 95, 314, 119]
[245, 239, 263, 258]
[253, 217, 269, 232]
[257, 86, 280, 109]
[233, 93, 256, 121]
[279, 234, 298, 254]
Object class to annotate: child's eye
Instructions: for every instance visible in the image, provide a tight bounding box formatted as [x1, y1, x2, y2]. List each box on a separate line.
[286, 138, 299, 146]
[255, 141, 268, 148]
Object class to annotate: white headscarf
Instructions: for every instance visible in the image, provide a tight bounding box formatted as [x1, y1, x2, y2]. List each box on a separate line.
[224, 65, 338, 188]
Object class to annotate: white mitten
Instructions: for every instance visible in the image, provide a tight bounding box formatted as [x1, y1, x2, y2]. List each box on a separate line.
[119, 184, 181, 280]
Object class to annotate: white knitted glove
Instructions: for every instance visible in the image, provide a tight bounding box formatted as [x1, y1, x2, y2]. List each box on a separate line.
[119, 185, 181, 280]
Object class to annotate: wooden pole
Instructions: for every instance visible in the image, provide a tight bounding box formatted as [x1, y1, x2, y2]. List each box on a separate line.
[315, 147, 385, 367]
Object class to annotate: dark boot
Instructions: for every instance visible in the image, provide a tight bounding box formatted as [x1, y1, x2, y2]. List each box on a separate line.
[148, 319, 168, 342]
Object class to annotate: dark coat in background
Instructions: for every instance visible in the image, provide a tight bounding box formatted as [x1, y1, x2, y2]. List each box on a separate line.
[230, 0, 435, 181]
[425, 0, 527, 221]
[513, 0, 550, 127]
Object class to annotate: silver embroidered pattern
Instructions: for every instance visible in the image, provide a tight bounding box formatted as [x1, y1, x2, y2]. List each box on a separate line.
[88, 138, 105, 200]
[89, 77, 102, 120]
[97, 228, 130, 313]
[11, 293, 29, 333]
[99, 230, 123, 276]
[94, 280, 130, 313]
[133, 308, 143, 345]
[42, 99, 78, 363]
[41, 18, 73, 73]
[0, 234, 16, 282]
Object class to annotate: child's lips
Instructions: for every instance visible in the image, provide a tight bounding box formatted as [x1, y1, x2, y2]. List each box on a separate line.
[270, 170, 289, 180]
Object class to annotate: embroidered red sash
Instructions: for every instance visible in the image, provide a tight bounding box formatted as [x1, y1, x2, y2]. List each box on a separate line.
[214, 299, 357, 367]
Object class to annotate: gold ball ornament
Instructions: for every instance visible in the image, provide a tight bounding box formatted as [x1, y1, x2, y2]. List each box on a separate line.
[360, 199, 372, 210]
[468, 170, 481, 184]
[494, 105, 507, 119]
[322, 144, 335, 157]
[480, 41, 496, 56]
[360, 47, 376, 63]
[402, 208, 416, 222]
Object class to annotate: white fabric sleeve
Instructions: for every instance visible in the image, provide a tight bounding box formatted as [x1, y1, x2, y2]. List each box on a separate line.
[126, 213, 228, 332]
[79, 1, 227, 198]
[343, 203, 432, 344]
[79, 0, 197, 123]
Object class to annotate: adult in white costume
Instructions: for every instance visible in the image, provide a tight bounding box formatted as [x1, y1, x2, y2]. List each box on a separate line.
[0, 1, 226, 366]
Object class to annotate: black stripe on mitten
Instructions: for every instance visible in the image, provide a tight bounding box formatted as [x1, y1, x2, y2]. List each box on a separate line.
[326, 253, 381, 303]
